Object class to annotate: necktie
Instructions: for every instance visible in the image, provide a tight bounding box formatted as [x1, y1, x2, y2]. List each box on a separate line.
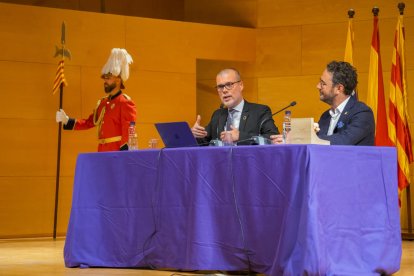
[225, 109, 236, 131]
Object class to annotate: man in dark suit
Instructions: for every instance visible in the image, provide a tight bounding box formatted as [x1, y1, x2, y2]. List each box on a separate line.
[191, 68, 279, 145]
[316, 61, 375, 145]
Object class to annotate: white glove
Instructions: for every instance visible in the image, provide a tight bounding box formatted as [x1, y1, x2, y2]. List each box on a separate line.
[56, 109, 69, 125]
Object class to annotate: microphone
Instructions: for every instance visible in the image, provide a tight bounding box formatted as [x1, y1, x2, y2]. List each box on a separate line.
[252, 101, 297, 145]
[271, 101, 296, 116]
[258, 101, 297, 132]
[209, 104, 225, 147]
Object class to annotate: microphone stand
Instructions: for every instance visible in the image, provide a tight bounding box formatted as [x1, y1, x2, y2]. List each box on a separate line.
[209, 139, 224, 146]
[251, 135, 271, 145]
[209, 105, 225, 147]
[251, 101, 297, 145]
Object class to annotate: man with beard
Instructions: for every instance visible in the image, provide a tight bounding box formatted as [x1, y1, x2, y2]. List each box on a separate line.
[191, 68, 279, 145]
[314, 61, 374, 145]
[55, 48, 136, 151]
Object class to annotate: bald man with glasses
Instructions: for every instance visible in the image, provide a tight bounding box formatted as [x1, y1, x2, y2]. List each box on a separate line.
[191, 68, 279, 145]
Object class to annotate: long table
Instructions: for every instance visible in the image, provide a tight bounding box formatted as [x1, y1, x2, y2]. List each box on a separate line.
[64, 145, 401, 275]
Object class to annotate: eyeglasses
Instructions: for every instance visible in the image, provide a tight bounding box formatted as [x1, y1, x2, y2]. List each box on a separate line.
[319, 79, 328, 87]
[215, 81, 241, 92]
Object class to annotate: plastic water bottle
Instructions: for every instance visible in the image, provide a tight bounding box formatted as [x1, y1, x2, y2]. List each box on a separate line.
[128, 121, 138, 150]
[283, 110, 291, 144]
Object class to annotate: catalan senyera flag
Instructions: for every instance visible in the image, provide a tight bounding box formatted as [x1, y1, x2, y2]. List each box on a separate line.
[388, 13, 413, 192]
[344, 14, 354, 65]
[367, 13, 392, 146]
[52, 59, 68, 95]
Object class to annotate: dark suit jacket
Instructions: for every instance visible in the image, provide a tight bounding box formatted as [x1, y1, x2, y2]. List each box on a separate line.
[317, 96, 375, 146]
[198, 101, 279, 145]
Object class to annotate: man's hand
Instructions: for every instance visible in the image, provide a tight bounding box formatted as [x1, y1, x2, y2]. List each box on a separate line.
[270, 134, 283, 144]
[56, 109, 69, 125]
[191, 115, 207, 138]
[313, 122, 320, 133]
[219, 125, 239, 142]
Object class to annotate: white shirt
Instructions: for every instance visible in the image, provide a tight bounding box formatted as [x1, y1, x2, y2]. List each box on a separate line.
[327, 96, 351, 136]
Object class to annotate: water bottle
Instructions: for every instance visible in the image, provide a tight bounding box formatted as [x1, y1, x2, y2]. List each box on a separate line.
[282, 110, 291, 144]
[128, 121, 138, 150]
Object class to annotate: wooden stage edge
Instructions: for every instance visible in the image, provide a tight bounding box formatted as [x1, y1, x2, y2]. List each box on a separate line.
[402, 232, 414, 241]
[0, 238, 413, 275]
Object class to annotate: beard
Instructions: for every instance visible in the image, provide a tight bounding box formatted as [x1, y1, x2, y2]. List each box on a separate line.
[104, 83, 117, 93]
[319, 88, 335, 105]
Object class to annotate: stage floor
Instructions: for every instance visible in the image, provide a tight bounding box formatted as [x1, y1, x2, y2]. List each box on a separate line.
[0, 238, 413, 275]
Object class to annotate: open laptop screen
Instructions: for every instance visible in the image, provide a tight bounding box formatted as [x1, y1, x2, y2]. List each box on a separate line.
[155, 122, 199, 148]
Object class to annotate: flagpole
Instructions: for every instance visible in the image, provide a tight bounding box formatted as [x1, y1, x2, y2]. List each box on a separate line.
[53, 82, 63, 240]
[53, 22, 71, 240]
[347, 9, 355, 18]
[403, 185, 413, 240]
[397, 2, 414, 241]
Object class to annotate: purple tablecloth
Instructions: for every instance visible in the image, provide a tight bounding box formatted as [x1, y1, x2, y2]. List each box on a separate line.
[64, 145, 401, 275]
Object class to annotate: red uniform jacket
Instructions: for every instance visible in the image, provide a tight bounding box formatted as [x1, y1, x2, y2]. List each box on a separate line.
[64, 91, 136, 152]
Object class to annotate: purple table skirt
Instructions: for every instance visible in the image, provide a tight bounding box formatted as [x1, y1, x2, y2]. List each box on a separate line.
[64, 145, 401, 275]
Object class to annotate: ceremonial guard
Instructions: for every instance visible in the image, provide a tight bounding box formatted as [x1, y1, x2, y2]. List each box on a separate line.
[56, 48, 137, 151]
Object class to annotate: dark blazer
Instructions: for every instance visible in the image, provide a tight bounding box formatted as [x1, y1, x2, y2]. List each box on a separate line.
[317, 96, 375, 146]
[198, 101, 279, 145]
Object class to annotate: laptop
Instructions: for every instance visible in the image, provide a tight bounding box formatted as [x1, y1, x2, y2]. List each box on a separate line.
[155, 122, 199, 148]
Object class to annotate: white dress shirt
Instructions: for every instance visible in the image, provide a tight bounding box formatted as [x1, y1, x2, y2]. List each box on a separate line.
[327, 96, 351, 136]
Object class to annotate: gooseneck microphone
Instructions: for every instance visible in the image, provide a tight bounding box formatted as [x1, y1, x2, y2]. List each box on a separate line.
[253, 101, 297, 145]
[272, 101, 297, 116]
[216, 104, 225, 138]
[209, 104, 225, 146]
[259, 101, 297, 132]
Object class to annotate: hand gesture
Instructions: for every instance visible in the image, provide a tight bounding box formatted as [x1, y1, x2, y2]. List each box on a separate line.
[191, 115, 207, 138]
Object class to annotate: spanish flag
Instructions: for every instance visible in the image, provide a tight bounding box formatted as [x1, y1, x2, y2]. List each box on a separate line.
[388, 11, 413, 193]
[366, 8, 392, 146]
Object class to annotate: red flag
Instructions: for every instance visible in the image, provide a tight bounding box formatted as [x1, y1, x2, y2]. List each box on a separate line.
[388, 13, 413, 192]
[366, 11, 392, 146]
[52, 59, 68, 95]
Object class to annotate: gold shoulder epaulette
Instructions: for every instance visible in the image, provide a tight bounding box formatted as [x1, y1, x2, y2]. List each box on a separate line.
[122, 94, 132, 101]
[96, 99, 102, 107]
